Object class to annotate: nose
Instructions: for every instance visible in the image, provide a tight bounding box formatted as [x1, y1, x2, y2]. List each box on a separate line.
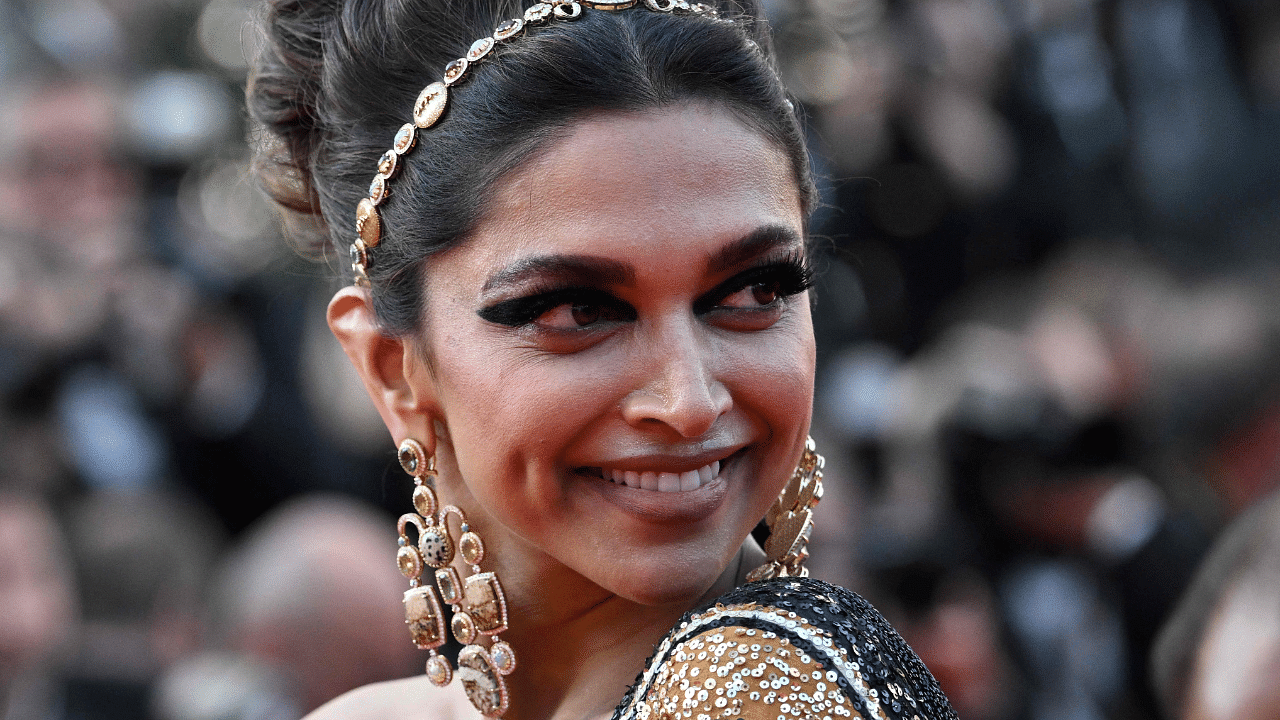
[619, 321, 732, 438]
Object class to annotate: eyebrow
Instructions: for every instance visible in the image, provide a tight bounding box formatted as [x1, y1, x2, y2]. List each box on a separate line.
[480, 224, 804, 293]
[481, 255, 635, 292]
[706, 225, 805, 273]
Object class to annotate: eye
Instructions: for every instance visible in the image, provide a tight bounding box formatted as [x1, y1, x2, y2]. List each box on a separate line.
[694, 257, 813, 317]
[478, 288, 635, 330]
[718, 280, 783, 309]
[536, 301, 609, 329]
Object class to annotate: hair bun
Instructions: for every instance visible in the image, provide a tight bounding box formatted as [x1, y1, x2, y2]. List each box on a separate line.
[247, 0, 345, 255]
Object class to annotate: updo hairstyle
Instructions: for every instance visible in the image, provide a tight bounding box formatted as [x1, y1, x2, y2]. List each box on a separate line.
[248, 0, 815, 336]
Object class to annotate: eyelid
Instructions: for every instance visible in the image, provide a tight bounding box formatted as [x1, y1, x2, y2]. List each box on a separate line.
[477, 285, 632, 327]
[693, 254, 813, 313]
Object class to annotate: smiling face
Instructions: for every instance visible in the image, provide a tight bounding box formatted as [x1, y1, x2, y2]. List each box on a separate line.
[400, 102, 815, 605]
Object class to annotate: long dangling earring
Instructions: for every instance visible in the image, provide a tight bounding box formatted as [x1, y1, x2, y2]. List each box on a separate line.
[747, 436, 824, 582]
[395, 438, 517, 717]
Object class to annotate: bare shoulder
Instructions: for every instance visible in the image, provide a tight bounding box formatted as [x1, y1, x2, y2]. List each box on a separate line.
[305, 676, 478, 720]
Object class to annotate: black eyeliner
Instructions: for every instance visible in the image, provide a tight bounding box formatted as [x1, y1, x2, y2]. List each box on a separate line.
[693, 254, 814, 314]
[478, 287, 623, 327]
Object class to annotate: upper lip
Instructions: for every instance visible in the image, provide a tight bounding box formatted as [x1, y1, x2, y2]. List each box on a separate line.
[574, 445, 746, 474]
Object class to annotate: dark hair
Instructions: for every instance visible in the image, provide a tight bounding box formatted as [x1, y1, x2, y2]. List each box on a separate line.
[248, 0, 815, 336]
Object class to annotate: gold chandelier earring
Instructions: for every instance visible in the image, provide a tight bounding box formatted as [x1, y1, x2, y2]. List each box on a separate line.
[395, 438, 517, 717]
[747, 436, 824, 582]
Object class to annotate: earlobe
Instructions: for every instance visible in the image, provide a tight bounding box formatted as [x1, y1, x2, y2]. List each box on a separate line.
[327, 286, 437, 449]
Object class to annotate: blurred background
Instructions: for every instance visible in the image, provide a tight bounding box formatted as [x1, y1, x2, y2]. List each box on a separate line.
[0, 0, 1276, 718]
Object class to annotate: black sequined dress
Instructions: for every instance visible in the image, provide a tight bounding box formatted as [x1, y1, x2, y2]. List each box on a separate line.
[612, 577, 958, 720]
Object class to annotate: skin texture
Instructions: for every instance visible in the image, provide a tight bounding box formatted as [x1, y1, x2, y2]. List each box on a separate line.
[323, 102, 814, 720]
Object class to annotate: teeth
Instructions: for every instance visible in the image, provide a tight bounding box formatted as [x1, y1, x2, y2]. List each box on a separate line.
[697, 465, 710, 484]
[595, 459, 725, 492]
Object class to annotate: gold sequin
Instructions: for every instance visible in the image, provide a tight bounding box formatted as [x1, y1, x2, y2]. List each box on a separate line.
[629, 607, 862, 720]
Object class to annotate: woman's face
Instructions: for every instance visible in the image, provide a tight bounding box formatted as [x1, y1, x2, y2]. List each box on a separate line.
[412, 102, 814, 605]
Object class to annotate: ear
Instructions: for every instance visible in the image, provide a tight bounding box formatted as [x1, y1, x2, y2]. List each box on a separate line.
[327, 286, 437, 452]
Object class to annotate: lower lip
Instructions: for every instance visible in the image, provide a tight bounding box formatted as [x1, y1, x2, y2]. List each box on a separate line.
[578, 456, 737, 525]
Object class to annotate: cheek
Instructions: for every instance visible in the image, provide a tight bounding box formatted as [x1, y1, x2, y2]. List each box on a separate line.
[433, 350, 618, 485]
[721, 315, 817, 416]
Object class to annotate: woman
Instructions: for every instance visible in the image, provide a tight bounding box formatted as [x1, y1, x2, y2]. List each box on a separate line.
[248, 0, 957, 718]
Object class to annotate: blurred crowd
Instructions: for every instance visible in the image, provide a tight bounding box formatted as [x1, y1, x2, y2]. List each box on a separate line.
[0, 0, 1277, 719]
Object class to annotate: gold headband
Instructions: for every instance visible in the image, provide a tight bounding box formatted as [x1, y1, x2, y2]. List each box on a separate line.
[349, 0, 719, 285]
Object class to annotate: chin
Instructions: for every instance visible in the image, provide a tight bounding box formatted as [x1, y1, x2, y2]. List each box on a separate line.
[595, 545, 733, 608]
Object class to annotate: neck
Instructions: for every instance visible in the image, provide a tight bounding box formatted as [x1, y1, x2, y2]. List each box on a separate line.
[492, 541, 763, 720]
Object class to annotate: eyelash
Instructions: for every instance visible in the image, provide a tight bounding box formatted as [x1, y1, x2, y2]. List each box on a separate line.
[477, 255, 814, 329]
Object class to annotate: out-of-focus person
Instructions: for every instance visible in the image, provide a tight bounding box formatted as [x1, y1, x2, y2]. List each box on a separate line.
[186, 495, 418, 718]
[0, 493, 77, 720]
[61, 491, 223, 720]
[1151, 488, 1280, 720]
[0, 79, 141, 365]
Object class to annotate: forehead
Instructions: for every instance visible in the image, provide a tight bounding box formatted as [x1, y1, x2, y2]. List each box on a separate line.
[461, 102, 803, 271]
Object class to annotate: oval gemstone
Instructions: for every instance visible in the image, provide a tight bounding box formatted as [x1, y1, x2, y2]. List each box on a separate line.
[356, 198, 381, 247]
[490, 640, 517, 675]
[443, 58, 469, 85]
[459, 531, 485, 565]
[466, 37, 494, 62]
[413, 82, 448, 128]
[392, 123, 416, 153]
[398, 443, 419, 474]
[377, 149, 397, 177]
[368, 175, 387, 205]
[396, 545, 422, 579]
[426, 653, 452, 686]
[412, 485, 437, 518]
[418, 525, 454, 568]
[494, 18, 523, 40]
[524, 3, 552, 22]
[452, 611, 477, 644]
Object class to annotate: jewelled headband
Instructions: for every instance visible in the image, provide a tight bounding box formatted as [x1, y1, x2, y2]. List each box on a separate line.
[349, 0, 719, 286]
